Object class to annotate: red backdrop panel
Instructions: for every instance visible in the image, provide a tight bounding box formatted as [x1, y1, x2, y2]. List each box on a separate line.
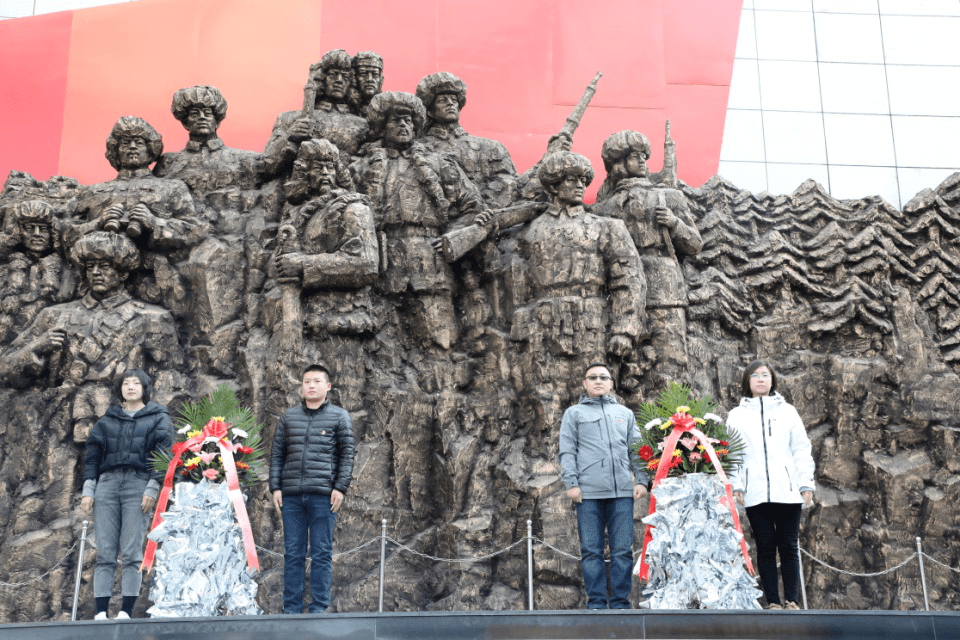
[0, 0, 742, 196]
[0, 12, 73, 184]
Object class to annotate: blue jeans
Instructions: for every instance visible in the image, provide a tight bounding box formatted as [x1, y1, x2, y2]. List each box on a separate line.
[281, 493, 336, 613]
[576, 497, 634, 609]
[93, 469, 150, 598]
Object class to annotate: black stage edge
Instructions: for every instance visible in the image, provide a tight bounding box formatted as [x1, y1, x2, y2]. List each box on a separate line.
[2, 609, 959, 640]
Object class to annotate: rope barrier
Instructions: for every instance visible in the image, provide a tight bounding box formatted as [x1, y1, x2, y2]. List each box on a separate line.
[921, 552, 960, 575]
[0, 539, 84, 588]
[799, 547, 919, 578]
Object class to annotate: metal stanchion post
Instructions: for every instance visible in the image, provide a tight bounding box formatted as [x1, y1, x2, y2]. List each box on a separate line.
[798, 548, 808, 610]
[526, 519, 534, 610]
[916, 537, 929, 611]
[71, 521, 88, 622]
[378, 519, 387, 613]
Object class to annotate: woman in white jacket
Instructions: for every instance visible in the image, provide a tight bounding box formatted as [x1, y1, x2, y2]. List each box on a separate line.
[727, 359, 815, 610]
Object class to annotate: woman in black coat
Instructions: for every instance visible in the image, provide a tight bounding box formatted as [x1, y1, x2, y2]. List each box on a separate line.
[80, 369, 172, 620]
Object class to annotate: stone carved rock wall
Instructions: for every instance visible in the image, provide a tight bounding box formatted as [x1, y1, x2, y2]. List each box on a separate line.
[0, 62, 959, 621]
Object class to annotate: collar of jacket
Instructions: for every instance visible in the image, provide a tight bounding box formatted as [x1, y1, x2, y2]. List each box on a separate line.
[578, 394, 619, 406]
[738, 391, 785, 410]
[301, 399, 330, 414]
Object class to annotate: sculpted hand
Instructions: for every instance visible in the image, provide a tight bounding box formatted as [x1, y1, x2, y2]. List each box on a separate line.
[288, 117, 314, 143]
[141, 494, 157, 514]
[36, 329, 66, 355]
[566, 487, 583, 504]
[81, 496, 94, 515]
[654, 206, 678, 229]
[275, 252, 304, 281]
[330, 489, 345, 513]
[474, 210, 495, 227]
[272, 490, 283, 513]
[128, 203, 156, 231]
[608, 334, 633, 357]
[100, 203, 124, 231]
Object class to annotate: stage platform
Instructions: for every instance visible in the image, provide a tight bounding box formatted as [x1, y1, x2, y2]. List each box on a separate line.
[1, 609, 958, 640]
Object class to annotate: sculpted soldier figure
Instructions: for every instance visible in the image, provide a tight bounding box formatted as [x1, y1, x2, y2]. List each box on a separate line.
[263, 49, 370, 178]
[415, 72, 517, 208]
[594, 130, 702, 381]
[0, 200, 74, 344]
[0, 231, 183, 440]
[352, 51, 384, 116]
[154, 85, 262, 196]
[509, 151, 646, 437]
[70, 117, 200, 251]
[352, 91, 484, 350]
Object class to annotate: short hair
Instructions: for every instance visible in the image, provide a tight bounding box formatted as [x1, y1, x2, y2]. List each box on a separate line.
[104, 116, 164, 170]
[171, 85, 228, 125]
[290, 138, 355, 193]
[13, 200, 55, 224]
[114, 368, 152, 405]
[70, 231, 140, 273]
[366, 91, 427, 139]
[415, 71, 467, 110]
[583, 362, 612, 378]
[740, 359, 778, 398]
[538, 152, 595, 195]
[353, 51, 383, 70]
[303, 363, 332, 384]
[601, 130, 651, 171]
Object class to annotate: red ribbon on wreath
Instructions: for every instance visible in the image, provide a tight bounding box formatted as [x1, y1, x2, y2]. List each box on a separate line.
[635, 410, 754, 580]
[140, 418, 260, 575]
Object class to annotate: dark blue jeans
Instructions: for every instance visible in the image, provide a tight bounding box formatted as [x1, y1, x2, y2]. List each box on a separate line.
[746, 502, 803, 605]
[281, 493, 336, 613]
[576, 497, 634, 609]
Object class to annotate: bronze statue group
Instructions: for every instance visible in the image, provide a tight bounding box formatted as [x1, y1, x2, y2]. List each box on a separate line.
[0, 48, 814, 616]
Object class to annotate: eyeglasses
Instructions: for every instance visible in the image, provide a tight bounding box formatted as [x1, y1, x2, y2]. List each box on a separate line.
[750, 372, 772, 379]
[585, 375, 611, 381]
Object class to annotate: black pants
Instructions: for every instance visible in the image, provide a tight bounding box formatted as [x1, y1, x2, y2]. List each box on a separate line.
[746, 502, 803, 605]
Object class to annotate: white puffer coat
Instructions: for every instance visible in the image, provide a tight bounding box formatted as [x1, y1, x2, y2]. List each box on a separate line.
[726, 392, 815, 508]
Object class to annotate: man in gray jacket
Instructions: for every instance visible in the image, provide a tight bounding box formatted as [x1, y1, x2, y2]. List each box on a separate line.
[270, 364, 355, 614]
[559, 362, 648, 609]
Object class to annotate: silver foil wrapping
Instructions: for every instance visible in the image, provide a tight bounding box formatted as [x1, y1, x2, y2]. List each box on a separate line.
[639, 473, 762, 609]
[146, 479, 262, 617]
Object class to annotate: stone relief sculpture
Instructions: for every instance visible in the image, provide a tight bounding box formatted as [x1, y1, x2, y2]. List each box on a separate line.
[352, 51, 384, 116]
[2, 55, 960, 621]
[594, 127, 702, 393]
[0, 200, 75, 344]
[416, 72, 517, 208]
[262, 49, 370, 178]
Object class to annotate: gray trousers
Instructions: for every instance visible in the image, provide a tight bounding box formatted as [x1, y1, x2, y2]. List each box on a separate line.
[93, 469, 150, 598]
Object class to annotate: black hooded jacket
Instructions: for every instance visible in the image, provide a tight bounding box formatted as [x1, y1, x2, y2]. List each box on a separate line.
[83, 401, 173, 484]
[269, 401, 355, 496]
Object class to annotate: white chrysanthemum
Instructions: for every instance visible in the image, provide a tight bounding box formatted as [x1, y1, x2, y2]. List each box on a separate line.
[644, 418, 662, 430]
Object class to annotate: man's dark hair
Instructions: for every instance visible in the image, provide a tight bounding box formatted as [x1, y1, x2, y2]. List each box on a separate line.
[583, 362, 612, 378]
[740, 359, 778, 398]
[303, 363, 332, 384]
[114, 368, 152, 405]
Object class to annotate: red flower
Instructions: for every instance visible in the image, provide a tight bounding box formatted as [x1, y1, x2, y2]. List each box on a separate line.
[202, 418, 230, 440]
[670, 411, 695, 432]
[236, 461, 250, 470]
[719, 440, 729, 447]
[668, 455, 684, 469]
[637, 445, 655, 461]
[236, 445, 254, 455]
[715, 448, 729, 456]
[647, 458, 661, 471]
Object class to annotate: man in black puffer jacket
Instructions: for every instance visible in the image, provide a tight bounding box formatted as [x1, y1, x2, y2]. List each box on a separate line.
[270, 364, 355, 614]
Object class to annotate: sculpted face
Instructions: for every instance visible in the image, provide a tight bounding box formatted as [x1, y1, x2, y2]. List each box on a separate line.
[355, 64, 383, 100]
[384, 109, 415, 148]
[20, 221, 51, 255]
[323, 66, 351, 101]
[307, 159, 337, 194]
[556, 173, 587, 206]
[117, 135, 150, 169]
[431, 93, 460, 125]
[624, 150, 649, 179]
[84, 258, 125, 298]
[185, 106, 218, 138]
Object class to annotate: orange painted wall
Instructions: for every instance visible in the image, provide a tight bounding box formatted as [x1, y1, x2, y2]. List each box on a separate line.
[1, 0, 742, 200]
